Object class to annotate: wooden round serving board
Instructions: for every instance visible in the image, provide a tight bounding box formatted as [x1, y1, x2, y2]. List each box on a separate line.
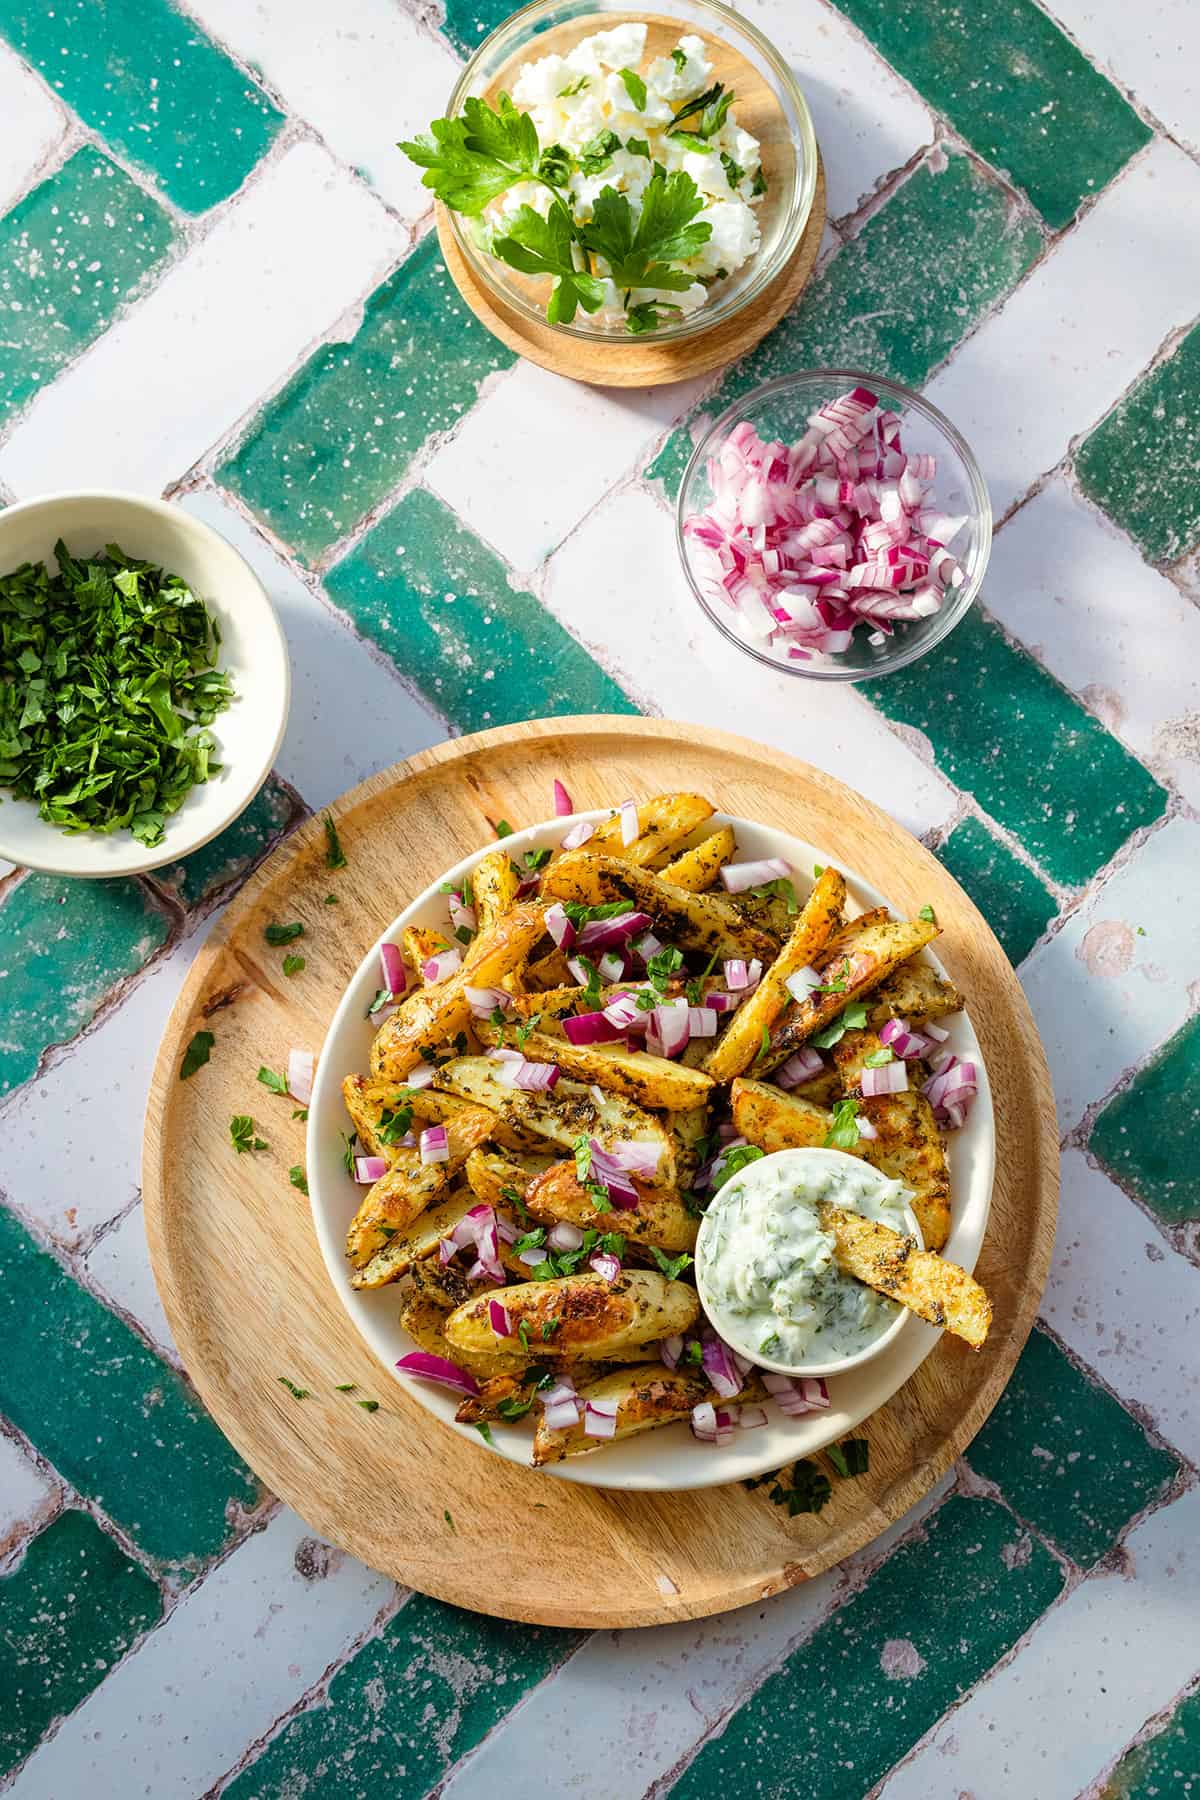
[143, 718, 1057, 1630]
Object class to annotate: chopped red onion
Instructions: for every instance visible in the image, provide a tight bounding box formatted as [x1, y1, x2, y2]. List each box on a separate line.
[585, 1140, 639, 1208]
[687, 1006, 719, 1038]
[419, 1125, 449, 1165]
[609, 1139, 661, 1178]
[691, 1401, 734, 1444]
[596, 949, 626, 983]
[422, 949, 462, 984]
[518, 1244, 548, 1268]
[602, 991, 645, 1032]
[775, 1046, 825, 1089]
[404, 1061, 437, 1089]
[287, 1047, 314, 1105]
[465, 985, 511, 1019]
[589, 1250, 621, 1282]
[659, 1333, 684, 1370]
[544, 901, 576, 952]
[584, 1396, 620, 1438]
[488, 1298, 512, 1337]
[548, 1221, 584, 1252]
[464, 1203, 504, 1284]
[923, 1019, 951, 1042]
[618, 798, 639, 846]
[577, 909, 652, 950]
[542, 1397, 583, 1431]
[720, 857, 789, 894]
[494, 1057, 561, 1091]
[553, 779, 573, 816]
[735, 1405, 769, 1430]
[855, 1114, 878, 1140]
[395, 1351, 480, 1397]
[762, 1372, 830, 1415]
[646, 1001, 691, 1060]
[379, 941, 406, 1001]
[495, 1215, 518, 1244]
[447, 892, 476, 938]
[560, 819, 596, 851]
[701, 1329, 742, 1399]
[541, 1378, 578, 1409]
[562, 1010, 627, 1046]
[631, 929, 663, 964]
[354, 1155, 387, 1183]
[438, 1235, 456, 1265]
[861, 1060, 909, 1097]
[784, 965, 823, 1005]
[879, 1016, 934, 1059]
[705, 989, 736, 1013]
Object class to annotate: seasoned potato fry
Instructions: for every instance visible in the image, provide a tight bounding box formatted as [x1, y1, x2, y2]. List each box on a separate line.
[474, 1018, 714, 1111]
[542, 853, 778, 962]
[532, 1364, 767, 1463]
[345, 1076, 510, 1161]
[371, 903, 546, 1079]
[833, 1030, 952, 1250]
[818, 1204, 990, 1347]
[703, 866, 847, 1082]
[582, 793, 715, 865]
[667, 1103, 710, 1193]
[868, 957, 962, 1029]
[344, 1103, 496, 1266]
[399, 1291, 531, 1379]
[465, 1146, 557, 1213]
[660, 825, 736, 891]
[825, 907, 890, 953]
[446, 1269, 700, 1361]
[761, 917, 939, 1072]
[350, 1190, 478, 1289]
[525, 1161, 698, 1254]
[730, 1077, 850, 1156]
[432, 1056, 676, 1186]
[790, 1066, 843, 1108]
[523, 946, 575, 991]
[473, 848, 521, 931]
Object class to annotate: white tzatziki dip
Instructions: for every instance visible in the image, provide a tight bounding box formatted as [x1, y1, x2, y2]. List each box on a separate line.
[697, 1148, 916, 1368]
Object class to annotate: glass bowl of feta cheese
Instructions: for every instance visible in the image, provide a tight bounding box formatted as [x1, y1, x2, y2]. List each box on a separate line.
[438, 1, 817, 340]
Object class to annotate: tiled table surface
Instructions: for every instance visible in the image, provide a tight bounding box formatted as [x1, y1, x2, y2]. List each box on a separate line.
[0, 0, 1197, 1793]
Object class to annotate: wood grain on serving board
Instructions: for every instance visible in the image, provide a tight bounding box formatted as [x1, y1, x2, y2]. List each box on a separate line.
[142, 718, 1057, 1630]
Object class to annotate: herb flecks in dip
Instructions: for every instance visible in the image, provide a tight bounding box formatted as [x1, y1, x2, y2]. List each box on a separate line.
[699, 1149, 913, 1365]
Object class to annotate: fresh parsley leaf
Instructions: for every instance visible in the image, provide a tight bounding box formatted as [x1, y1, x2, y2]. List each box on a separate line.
[561, 899, 635, 925]
[628, 297, 681, 334]
[750, 876, 799, 914]
[827, 1438, 869, 1479]
[625, 135, 650, 159]
[341, 1130, 357, 1174]
[645, 945, 684, 990]
[497, 1393, 535, 1420]
[824, 1097, 861, 1150]
[864, 1047, 894, 1067]
[495, 819, 514, 838]
[517, 1319, 532, 1351]
[180, 1030, 214, 1080]
[282, 953, 305, 977]
[257, 1065, 289, 1096]
[577, 127, 621, 174]
[770, 1459, 832, 1515]
[575, 953, 602, 1008]
[264, 921, 304, 946]
[668, 82, 733, 140]
[514, 1228, 546, 1253]
[473, 1421, 495, 1445]
[357, 1398, 380, 1413]
[537, 142, 573, 185]
[522, 846, 551, 871]
[581, 169, 711, 292]
[366, 988, 393, 1018]
[288, 1165, 309, 1195]
[720, 150, 744, 189]
[323, 813, 347, 869]
[670, 46, 688, 71]
[752, 166, 768, 197]
[619, 67, 647, 109]
[599, 1231, 626, 1257]
[685, 947, 721, 1006]
[492, 198, 607, 324]
[810, 1001, 869, 1049]
[376, 1106, 413, 1146]
[324, 892, 339, 905]
[918, 904, 937, 924]
[558, 74, 589, 96]
[231, 1115, 267, 1154]
[277, 1376, 308, 1399]
[500, 1183, 529, 1226]
[813, 957, 851, 994]
[400, 93, 540, 215]
[712, 1143, 765, 1191]
[541, 1317, 561, 1339]
[759, 1331, 781, 1357]
[754, 1023, 771, 1064]
[650, 1246, 693, 1280]
[335, 1383, 356, 1392]
[444, 1508, 456, 1532]
[685, 1337, 704, 1365]
[515, 1011, 542, 1049]
[813, 863, 824, 877]
[291, 1107, 309, 1122]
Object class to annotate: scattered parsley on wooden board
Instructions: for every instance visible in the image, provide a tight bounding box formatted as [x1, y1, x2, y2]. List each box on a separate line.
[0, 540, 233, 845]
[180, 1030, 214, 1080]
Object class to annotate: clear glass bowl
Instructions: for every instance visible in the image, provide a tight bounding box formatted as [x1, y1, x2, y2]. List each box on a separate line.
[676, 369, 993, 680]
[444, 0, 817, 343]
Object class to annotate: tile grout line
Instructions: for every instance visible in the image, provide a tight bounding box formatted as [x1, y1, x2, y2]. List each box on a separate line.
[1074, 1669, 1200, 1800]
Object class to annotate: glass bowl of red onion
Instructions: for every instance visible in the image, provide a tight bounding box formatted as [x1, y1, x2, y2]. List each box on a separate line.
[676, 369, 992, 679]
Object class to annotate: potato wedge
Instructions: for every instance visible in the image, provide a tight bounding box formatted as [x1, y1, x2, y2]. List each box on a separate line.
[703, 866, 846, 1082]
[523, 946, 575, 991]
[359, 1077, 541, 1157]
[531, 1363, 767, 1463]
[824, 907, 890, 953]
[818, 1204, 990, 1347]
[399, 1291, 531, 1380]
[582, 793, 715, 866]
[541, 854, 778, 962]
[456, 1360, 636, 1425]
[761, 918, 939, 1072]
[446, 1269, 700, 1361]
[371, 903, 545, 1080]
[473, 848, 521, 932]
[525, 1161, 698, 1254]
[432, 1056, 676, 1187]
[344, 1103, 497, 1265]
[350, 1190, 477, 1290]
[667, 1103, 710, 1193]
[660, 826, 736, 891]
[790, 1066, 843, 1108]
[465, 1146, 557, 1214]
[833, 1030, 952, 1251]
[730, 1077, 852, 1156]
[403, 925, 453, 979]
[868, 957, 962, 1029]
[475, 1018, 714, 1112]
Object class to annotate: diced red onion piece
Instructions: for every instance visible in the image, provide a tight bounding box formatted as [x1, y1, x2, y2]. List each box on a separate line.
[775, 1046, 825, 1089]
[691, 1401, 734, 1444]
[878, 1015, 935, 1059]
[589, 1251, 621, 1282]
[448, 892, 476, 938]
[494, 1057, 561, 1091]
[856, 1115, 878, 1140]
[584, 1396, 620, 1438]
[488, 1298, 511, 1337]
[404, 1061, 437, 1089]
[495, 1215, 518, 1245]
[631, 930, 663, 964]
[646, 1002, 691, 1060]
[784, 965, 823, 1004]
[659, 1333, 684, 1370]
[562, 1010, 627, 1046]
[720, 857, 789, 894]
[735, 1406, 769, 1430]
[577, 909, 652, 950]
[560, 819, 596, 850]
[701, 1329, 742, 1399]
[439, 1235, 456, 1265]
[724, 958, 749, 990]
[544, 901, 576, 952]
[705, 989, 736, 1012]
[354, 1155, 387, 1183]
[465, 985, 510, 1019]
[518, 1244, 548, 1268]
[553, 779, 573, 817]
[603, 992, 645, 1032]
[287, 1047, 314, 1105]
[395, 1351, 480, 1397]
[419, 1125, 449, 1165]
[609, 1139, 662, 1177]
[423, 949, 462, 984]
[597, 950, 625, 983]
[618, 798, 638, 846]
[379, 942, 406, 1001]
[542, 1398, 582, 1432]
[687, 1006, 718, 1038]
[548, 1221, 584, 1252]
[861, 1061, 909, 1097]
[923, 1019, 951, 1042]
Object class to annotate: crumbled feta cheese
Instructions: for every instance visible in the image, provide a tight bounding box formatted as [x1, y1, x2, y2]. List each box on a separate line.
[564, 22, 648, 77]
[646, 34, 712, 102]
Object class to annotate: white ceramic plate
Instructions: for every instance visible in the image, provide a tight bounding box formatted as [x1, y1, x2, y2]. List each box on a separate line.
[0, 491, 290, 876]
[308, 812, 996, 1492]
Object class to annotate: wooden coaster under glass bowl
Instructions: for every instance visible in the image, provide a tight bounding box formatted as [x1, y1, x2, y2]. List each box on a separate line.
[437, 154, 825, 388]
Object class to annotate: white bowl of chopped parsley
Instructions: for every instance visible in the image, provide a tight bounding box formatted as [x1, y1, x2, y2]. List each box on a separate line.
[0, 491, 290, 877]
